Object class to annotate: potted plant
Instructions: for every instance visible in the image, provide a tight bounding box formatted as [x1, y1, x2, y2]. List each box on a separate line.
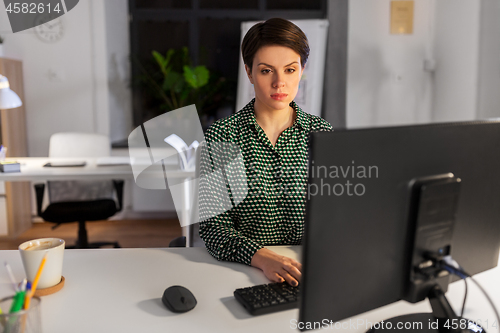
[134, 47, 228, 129]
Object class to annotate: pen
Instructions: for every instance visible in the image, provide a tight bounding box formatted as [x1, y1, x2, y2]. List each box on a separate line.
[9, 279, 26, 313]
[24, 253, 47, 310]
[9, 292, 25, 313]
[4, 262, 19, 292]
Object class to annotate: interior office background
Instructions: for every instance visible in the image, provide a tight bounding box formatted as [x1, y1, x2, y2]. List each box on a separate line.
[0, 0, 499, 217]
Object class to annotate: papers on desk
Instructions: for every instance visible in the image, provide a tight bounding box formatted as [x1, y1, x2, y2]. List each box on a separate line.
[96, 157, 131, 166]
[44, 161, 86, 167]
[164, 134, 198, 170]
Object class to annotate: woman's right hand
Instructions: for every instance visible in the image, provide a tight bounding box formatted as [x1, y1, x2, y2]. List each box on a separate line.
[250, 248, 302, 286]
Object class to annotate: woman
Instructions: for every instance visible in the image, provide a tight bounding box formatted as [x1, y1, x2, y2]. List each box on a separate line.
[199, 18, 332, 286]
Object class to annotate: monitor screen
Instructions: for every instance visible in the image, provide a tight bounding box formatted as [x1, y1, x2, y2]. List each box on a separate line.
[299, 121, 500, 327]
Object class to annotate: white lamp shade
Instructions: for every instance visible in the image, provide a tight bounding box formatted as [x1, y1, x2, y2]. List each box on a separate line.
[0, 75, 22, 109]
[0, 87, 22, 109]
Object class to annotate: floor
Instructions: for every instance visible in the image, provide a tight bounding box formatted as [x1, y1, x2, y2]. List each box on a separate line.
[0, 219, 183, 250]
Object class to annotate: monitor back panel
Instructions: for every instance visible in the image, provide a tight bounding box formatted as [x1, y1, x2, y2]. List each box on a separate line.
[299, 121, 500, 325]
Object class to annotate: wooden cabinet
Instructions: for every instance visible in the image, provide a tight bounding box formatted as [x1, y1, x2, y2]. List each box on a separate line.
[0, 57, 32, 237]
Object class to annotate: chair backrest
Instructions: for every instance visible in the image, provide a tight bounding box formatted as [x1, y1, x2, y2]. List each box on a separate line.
[48, 132, 113, 203]
[49, 132, 110, 158]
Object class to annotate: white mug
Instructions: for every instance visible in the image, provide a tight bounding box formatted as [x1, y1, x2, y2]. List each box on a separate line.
[19, 238, 65, 289]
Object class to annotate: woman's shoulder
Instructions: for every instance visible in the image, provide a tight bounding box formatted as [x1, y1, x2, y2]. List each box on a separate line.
[293, 102, 333, 132]
[205, 115, 234, 142]
[205, 102, 254, 142]
[308, 114, 333, 132]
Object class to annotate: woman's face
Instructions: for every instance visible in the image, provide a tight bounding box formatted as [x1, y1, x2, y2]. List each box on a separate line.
[245, 45, 303, 112]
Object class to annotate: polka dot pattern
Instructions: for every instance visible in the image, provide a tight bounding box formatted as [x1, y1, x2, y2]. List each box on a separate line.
[199, 98, 332, 265]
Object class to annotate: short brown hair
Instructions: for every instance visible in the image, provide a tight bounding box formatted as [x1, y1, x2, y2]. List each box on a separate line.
[241, 18, 309, 72]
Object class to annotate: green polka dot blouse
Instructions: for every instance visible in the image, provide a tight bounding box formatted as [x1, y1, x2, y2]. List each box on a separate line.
[199, 98, 332, 265]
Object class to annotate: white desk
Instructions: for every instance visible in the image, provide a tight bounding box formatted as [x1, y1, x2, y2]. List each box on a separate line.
[0, 157, 194, 182]
[0, 246, 498, 333]
[0, 157, 195, 239]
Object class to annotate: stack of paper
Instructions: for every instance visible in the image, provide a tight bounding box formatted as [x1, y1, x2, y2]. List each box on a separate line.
[0, 161, 20, 173]
[164, 134, 199, 170]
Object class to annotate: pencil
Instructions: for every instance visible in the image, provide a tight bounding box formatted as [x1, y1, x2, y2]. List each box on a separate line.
[24, 253, 48, 310]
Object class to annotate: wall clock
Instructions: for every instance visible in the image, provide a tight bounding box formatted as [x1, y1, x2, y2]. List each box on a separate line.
[34, 13, 64, 43]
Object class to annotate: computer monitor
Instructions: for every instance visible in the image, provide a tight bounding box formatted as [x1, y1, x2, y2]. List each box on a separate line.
[299, 121, 500, 331]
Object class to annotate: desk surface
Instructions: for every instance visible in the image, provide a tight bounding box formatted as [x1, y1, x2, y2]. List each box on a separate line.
[0, 157, 194, 181]
[0, 157, 195, 237]
[0, 246, 498, 333]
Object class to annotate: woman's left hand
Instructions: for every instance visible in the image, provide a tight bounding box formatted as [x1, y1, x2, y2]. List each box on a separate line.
[250, 248, 302, 286]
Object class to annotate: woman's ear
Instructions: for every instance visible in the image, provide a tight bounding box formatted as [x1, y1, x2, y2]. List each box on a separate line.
[245, 64, 254, 84]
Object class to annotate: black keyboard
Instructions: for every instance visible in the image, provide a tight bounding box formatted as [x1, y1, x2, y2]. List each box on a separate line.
[234, 282, 300, 315]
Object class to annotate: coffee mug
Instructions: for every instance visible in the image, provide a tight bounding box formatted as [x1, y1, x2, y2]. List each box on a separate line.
[19, 238, 65, 289]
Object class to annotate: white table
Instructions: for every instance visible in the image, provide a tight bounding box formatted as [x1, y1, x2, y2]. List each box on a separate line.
[0, 157, 195, 240]
[0, 157, 194, 182]
[0, 246, 498, 333]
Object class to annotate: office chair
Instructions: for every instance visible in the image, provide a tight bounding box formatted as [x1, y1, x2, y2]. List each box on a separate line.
[34, 132, 124, 249]
[169, 144, 204, 248]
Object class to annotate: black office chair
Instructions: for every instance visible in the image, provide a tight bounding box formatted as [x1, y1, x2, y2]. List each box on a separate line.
[34, 132, 124, 249]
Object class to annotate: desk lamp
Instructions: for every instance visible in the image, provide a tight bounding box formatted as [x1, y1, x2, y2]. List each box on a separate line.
[0, 74, 22, 161]
[0, 75, 22, 109]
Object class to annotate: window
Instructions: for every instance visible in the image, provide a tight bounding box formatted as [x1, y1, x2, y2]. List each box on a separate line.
[129, 0, 327, 127]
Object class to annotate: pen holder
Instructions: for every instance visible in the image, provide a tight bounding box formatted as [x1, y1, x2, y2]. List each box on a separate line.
[0, 147, 6, 161]
[0, 296, 41, 333]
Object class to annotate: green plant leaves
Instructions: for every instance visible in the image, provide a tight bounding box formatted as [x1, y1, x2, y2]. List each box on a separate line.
[183, 65, 209, 89]
[138, 47, 226, 117]
[163, 71, 184, 93]
[153, 49, 175, 77]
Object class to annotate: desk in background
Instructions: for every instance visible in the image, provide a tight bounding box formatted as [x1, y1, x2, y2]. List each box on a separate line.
[0, 246, 498, 333]
[0, 157, 194, 238]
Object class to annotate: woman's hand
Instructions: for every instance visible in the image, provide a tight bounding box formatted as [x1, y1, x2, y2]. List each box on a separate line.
[250, 248, 302, 286]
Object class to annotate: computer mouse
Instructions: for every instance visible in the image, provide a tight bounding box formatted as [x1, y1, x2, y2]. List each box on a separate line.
[162, 285, 197, 313]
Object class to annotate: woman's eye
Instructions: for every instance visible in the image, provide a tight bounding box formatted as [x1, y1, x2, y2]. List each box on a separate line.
[287, 68, 296, 73]
[261, 69, 271, 74]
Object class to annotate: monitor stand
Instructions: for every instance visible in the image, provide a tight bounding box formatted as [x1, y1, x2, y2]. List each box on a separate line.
[369, 175, 483, 332]
[368, 284, 484, 333]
